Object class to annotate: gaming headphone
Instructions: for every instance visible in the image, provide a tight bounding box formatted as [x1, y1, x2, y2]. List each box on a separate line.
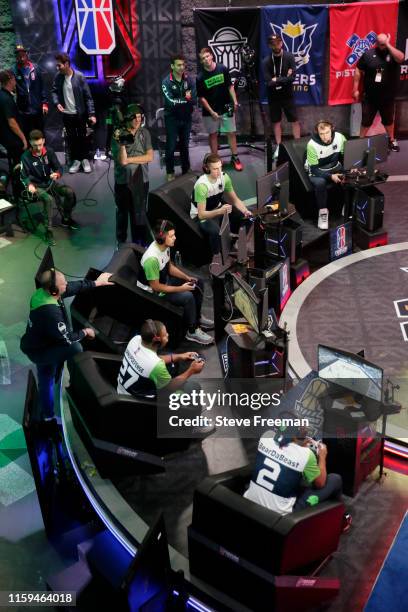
[42, 267, 58, 296]
[202, 152, 223, 175]
[146, 319, 162, 346]
[155, 219, 168, 245]
[273, 411, 306, 448]
[314, 120, 335, 136]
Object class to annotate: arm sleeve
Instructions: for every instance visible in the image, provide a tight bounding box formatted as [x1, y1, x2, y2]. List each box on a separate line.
[190, 78, 197, 106]
[51, 76, 59, 106]
[194, 182, 209, 204]
[38, 69, 48, 105]
[20, 154, 33, 187]
[149, 360, 172, 390]
[303, 451, 321, 484]
[340, 133, 346, 154]
[45, 307, 86, 345]
[276, 54, 296, 86]
[143, 257, 160, 281]
[62, 280, 96, 298]
[223, 173, 233, 193]
[307, 143, 329, 178]
[82, 76, 95, 115]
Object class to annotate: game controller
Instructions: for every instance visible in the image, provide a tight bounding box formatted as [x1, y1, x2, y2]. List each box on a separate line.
[306, 437, 322, 456]
[192, 354, 206, 363]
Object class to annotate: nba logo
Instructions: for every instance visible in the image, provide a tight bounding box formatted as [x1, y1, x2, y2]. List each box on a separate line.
[75, 0, 116, 55]
[337, 225, 346, 250]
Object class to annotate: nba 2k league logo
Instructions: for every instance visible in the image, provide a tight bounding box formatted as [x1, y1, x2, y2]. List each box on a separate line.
[335, 225, 348, 258]
[208, 27, 248, 82]
[74, 0, 116, 54]
[269, 20, 317, 89]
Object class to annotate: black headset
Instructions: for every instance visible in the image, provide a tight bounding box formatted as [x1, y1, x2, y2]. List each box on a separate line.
[146, 319, 162, 346]
[202, 152, 217, 174]
[42, 267, 58, 296]
[314, 120, 335, 136]
[273, 411, 306, 448]
[155, 219, 168, 245]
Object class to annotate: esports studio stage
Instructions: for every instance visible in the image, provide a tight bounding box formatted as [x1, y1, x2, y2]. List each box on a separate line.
[1, 1, 408, 611]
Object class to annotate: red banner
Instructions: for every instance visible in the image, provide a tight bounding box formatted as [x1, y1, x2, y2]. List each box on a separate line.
[328, 1, 399, 105]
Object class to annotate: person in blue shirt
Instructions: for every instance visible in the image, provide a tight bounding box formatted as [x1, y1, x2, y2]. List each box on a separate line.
[161, 53, 196, 181]
[12, 45, 48, 139]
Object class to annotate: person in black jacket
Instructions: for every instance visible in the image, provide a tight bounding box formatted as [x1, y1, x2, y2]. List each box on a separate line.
[12, 45, 48, 139]
[51, 52, 96, 174]
[161, 52, 196, 181]
[262, 34, 300, 158]
[20, 268, 113, 420]
[20, 129, 77, 245]
[0, 70, 27, 167]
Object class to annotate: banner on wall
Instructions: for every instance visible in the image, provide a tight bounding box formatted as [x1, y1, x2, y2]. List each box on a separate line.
[396, 0, 408, 99]
[259, 4, 328, 106]
[194, 9, 260, 91]
[328, 1, 399, 105]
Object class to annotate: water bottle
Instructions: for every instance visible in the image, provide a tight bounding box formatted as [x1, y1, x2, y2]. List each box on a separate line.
[175, 251, 182, 267]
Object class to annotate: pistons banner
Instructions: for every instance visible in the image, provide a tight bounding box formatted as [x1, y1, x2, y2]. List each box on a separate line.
[260, 5, 328, 106]
[328, 1, 399, 105]
[396, 0, 408, 99]
[194, 9, 260, 90]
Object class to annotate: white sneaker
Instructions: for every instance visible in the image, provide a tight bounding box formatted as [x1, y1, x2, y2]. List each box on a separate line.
[318, 208, 329, 230]
[185, 328, 214, 345]
[69, 160, 81, 174]
[82, 159, 92, 173]
[200, 315, 214, 330]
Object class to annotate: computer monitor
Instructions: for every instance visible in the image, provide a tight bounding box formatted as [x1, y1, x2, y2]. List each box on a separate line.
[343, 134, 388, 173]
[229, 271, 268, 334]
[318, 344, 383, 403]
[121, 513, 172, 611]
[35, 246, 55, 289]
[219, 211, 231, 266]
[256, 162, 290, 212]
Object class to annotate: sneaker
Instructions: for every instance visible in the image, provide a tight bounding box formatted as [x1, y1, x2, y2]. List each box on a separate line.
[273, 144, 280, 160]
[166, 173, 175, 182]
[342, 513, 353, 533]
[317, 208, 329, 230]
[61, 216, 79, 230]
[69, 160, 81, 174]
[185, 328, 214, 345]
[44, 229, 56, 246]
[389, 139, 400, 152]
[200, 315, 214, 330]
[231, 155, 243, 172]
[82, 159, 92, 173]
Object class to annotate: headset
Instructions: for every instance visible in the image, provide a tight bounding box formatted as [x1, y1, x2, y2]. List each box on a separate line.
[124, 103, 145, 127]
[146, 319, 162, 346]
[273, 411, 306, 448]
[314, 120, 335, 137]
[42, 267, 58, 296]
[202, 152, 223, 175]
[155, 219, 168, 245]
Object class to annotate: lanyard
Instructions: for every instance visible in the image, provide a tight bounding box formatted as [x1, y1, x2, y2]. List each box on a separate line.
[271, 54, 282, 79]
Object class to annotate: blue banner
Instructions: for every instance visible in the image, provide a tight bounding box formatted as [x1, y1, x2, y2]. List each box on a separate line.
[260, 4, 328, 105]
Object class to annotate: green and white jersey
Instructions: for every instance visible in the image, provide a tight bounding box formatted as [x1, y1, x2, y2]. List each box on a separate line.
[117, 335, 171, 397]
[137, 241, 170, 293]
[305, 132, 346, 175]
[190, 172, 233, 219]
[244, 434, 320, 515]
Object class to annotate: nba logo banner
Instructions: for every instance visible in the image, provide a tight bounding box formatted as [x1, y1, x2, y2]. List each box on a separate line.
[260, 5, 328, 105]
[75, 0, 116, 55]
[328, 1, 398, 105]
[330, 222, 352, 261]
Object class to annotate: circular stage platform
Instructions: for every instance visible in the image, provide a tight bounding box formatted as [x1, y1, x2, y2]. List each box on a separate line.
[281, 243, 408, 439]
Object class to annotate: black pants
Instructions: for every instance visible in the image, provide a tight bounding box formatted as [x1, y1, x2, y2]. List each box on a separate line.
[114, 179, 149, 244]
[164, 116, 192, 174]
[62, 114, 88, 162]
[36, 183, 76, 228]
[197, 208, 248, 255]
[20, 113, 44, 140]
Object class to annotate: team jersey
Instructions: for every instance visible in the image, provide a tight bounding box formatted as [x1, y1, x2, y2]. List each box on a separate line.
[117, 335, 171, 398]
[190, 172, 233, 219]
[305, 131, 346, 177]
[244, 432, 320, 515]
[137, 241, 170, 294]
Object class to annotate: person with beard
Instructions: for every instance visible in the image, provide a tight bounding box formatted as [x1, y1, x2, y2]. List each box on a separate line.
[12, 45, 48, 139]
[305, 121, 346, 230]
[262, 34, 300, 159]
[353, 33, 404, 152]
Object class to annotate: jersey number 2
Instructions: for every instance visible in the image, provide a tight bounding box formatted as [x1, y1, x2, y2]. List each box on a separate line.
[256, 457, 281, 492]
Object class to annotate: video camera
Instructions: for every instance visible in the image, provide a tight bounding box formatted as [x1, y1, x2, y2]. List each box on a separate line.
[113, 103, 144, 145]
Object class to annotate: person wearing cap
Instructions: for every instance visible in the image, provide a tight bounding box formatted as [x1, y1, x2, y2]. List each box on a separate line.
[111, 104, 154, 247]
[51, 52, 96, 174]
[262, 34, 300, 159]
[12, 45, 48, 139]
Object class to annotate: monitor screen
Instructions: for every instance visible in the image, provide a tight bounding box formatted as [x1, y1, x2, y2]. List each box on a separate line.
[219, 211, 231, 265]
[343, 134, 388, 171]
[230, 271, 260, 333]
[318, 344, 383, 402]
[256, 162, 289, 210]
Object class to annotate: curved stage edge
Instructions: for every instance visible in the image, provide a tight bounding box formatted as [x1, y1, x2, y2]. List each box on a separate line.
[280, 241, 408, 441]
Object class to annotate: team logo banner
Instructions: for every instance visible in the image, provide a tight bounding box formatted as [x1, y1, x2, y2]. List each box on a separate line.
[328, 1, 399, 105]
[259, 5, 328, 105]
[396, 0, 408, 99]
[194, 9, 260, 89]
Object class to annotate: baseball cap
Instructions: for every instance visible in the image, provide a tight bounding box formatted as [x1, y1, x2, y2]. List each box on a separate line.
[268, 34, 282, 43]
[15, 44, 29, 54]
[124, 103, 143, 120]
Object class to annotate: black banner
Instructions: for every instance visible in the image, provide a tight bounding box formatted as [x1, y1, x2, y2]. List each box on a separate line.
[194, 8, 260, 95]
[396, 0, 408, 99]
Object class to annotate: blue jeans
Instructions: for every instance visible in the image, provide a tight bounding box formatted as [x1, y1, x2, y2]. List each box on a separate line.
[165, 277, 204, 332]
[294, 473, 343, 511]
[165, 116, 191, 174]
[309, 176, 331, 211]
[25, 343, 83, 419]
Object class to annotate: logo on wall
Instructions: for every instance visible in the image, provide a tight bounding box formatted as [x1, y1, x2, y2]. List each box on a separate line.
[208, 27, 248, 78]
[270, 20, 317, 68]
[345, 31, 377, 66]
[74, 0, 116, 54]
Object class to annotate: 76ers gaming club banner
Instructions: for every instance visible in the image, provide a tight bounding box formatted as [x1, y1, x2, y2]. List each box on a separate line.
[328, 1, 399, 105]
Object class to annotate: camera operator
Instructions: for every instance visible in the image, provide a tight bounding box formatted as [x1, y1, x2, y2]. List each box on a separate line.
[111, 104, 153, 247]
